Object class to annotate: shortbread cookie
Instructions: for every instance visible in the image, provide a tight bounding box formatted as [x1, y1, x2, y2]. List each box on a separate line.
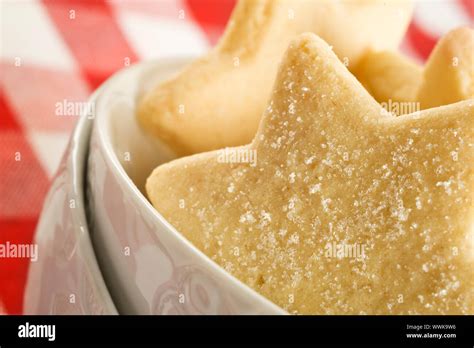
[355, 50, 422, 104]
[418, 27, 474, 109]
[138, 0, 413, 155]
[355, 27, 474, 113]
[147, 34, 474, 314]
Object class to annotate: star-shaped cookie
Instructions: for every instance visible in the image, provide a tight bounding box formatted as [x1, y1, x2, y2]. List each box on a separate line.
[147, 33, 474, 314]
[138, 0, 413, 155]
[355, 27, 474, 113]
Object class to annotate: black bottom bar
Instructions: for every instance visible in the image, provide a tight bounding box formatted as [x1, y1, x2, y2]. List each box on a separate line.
[0, 315, 473, 346]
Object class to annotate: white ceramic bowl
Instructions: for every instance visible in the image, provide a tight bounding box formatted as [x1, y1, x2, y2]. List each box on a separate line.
[24, 101, 117, 315]
[87, 58, 286, 314]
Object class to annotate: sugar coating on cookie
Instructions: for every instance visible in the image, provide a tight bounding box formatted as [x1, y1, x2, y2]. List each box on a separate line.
[147, 33, 474, 314]
[138, 0, 414, 155]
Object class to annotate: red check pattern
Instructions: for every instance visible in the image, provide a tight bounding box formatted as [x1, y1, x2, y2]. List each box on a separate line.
[0, 0, 472, 314]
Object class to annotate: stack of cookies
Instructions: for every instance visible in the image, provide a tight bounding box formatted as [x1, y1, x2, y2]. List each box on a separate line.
[138, 0, 474, 314]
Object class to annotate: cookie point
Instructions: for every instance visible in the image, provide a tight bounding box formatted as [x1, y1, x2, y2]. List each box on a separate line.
[433, 26, 474, 54]
[290, 32, 328, 51]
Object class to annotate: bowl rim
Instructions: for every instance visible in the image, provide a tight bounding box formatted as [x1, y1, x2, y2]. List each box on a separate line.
[94, 58, 287, 314]
[69, 92, 119, 314]
[25, 89, 118, 314]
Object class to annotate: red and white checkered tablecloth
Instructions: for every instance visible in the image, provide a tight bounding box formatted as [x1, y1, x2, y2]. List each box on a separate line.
[0, 0, 472, 314]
